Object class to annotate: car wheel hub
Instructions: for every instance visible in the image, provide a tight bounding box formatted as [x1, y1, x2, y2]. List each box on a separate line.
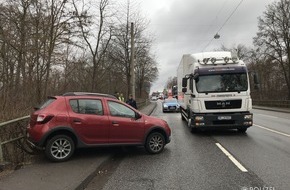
[149, 136, 163, 152]
[51, 139, 71, 159]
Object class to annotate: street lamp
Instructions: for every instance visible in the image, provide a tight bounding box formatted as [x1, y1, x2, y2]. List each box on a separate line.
[214, 33, 220, 39]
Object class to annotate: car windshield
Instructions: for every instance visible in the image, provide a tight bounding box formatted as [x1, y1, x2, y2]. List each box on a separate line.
[196, 73, 248, 93]
[165, 99, 177, 103]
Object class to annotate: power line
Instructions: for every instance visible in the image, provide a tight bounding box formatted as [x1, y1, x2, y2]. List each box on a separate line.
[202, 0, 245, 52]
[203, 0, 229, 37]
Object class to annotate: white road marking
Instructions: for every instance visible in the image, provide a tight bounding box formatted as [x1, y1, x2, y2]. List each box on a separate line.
[256, 114, 278, 119]
[254, 124, 290, 137]
[216, 143, 248, 172]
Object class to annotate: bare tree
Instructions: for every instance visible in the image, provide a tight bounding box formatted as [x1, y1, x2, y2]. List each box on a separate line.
[217, 44, 250, 60]
[253, 0, 290, 99]
[72, 0, 113, 91]
[110, 0, 158, 98]
[0, 0, 158, 121]
[135, 46, 158, 98]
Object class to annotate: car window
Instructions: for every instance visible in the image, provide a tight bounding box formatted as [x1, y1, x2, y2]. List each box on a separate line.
[36, 97, 56, 110]
[165, 99, 178, 103]
[69, 99, 103, 115]
[108, 101, 135, 118]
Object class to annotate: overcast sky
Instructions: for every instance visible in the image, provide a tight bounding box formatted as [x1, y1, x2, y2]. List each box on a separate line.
[134, 0, 276, 93]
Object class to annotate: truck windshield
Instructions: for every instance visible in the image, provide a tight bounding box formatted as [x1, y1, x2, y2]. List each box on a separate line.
[196, 73, 248, 93]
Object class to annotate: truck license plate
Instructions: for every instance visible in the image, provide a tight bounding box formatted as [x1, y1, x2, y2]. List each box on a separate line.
[218, 116, 231, 120]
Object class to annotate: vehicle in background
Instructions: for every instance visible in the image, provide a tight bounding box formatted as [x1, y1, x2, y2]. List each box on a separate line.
[172, 86, 178, 99]
[151, 96, 158, 101]
[177, 51, 254, 133]
[158, 93, 164, 100]
[162, 98, 180, 112]
[27, 92, 171, 162]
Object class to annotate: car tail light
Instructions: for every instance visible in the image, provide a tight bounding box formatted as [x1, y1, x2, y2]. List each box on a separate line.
[36, 114, 54, 124]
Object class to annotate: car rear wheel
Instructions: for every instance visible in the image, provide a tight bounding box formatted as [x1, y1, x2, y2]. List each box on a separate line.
[145, 132, 165, 154]
[45, 135, 75, 162]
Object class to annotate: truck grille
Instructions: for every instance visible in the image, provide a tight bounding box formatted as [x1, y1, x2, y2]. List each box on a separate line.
[205, 100, 242, 109]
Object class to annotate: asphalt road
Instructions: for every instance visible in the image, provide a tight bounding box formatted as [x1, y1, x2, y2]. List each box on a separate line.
[84, 101, 290, 190]
[0, 102, 289, 190]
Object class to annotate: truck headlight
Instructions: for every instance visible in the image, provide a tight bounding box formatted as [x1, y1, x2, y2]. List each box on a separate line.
[244, 115, 252, 120]
[195, 116, 204, 121]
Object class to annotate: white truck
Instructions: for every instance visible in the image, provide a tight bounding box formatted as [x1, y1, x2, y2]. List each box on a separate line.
[177, 51, 253, 132]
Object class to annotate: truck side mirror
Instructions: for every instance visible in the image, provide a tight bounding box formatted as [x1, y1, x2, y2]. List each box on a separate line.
[182, 78, 187, 87]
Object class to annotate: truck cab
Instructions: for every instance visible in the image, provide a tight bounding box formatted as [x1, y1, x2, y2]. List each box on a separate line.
[178, 52, 253, 132]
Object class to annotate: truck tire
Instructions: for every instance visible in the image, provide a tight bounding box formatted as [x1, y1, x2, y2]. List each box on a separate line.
[187, 111, 198, 133]
[190, 126, 198, 133]
[181, 112, 185, 120]
[238, 128, 247, 133]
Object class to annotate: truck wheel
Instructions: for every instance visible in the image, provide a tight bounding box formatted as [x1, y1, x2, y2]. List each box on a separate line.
[238, 128, 247, 133]
[45, 135, 75, 162]
[181, 112, 185, 120]
[190, 127, 198, 133]
[145, 132, 165, 154]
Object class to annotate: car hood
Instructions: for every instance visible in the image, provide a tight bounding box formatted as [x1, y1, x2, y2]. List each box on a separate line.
[142, 114, 168, 126]
[163, 102, 179, 106]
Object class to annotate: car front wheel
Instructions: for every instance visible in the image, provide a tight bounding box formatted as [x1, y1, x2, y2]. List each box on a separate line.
[145, 132, 165, 154]
[45, 135, 75, 162]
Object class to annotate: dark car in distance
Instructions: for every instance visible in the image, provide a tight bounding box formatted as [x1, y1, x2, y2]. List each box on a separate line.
[27, 92, 171, 162]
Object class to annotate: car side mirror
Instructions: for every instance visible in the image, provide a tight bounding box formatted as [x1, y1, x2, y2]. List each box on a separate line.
[135, 112, 142, 120]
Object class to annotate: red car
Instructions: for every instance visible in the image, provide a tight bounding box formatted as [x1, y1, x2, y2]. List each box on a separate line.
[27, 92, 171, 162]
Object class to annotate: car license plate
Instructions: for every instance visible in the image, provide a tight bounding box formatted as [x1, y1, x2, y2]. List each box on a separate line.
[169, 106, 175, 110]
[218, 116, 231, 120]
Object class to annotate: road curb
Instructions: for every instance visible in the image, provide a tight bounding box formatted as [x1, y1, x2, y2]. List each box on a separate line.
[74, 155, 112, 190]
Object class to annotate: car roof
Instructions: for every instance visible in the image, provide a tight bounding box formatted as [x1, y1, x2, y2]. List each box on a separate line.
[62, 92, 117, 99]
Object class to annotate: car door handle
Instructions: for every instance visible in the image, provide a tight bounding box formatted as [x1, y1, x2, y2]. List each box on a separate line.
[73, 119, 82, 123]
[112, 121, 119, 126]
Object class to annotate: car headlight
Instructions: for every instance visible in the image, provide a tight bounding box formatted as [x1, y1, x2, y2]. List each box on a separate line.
[163, 104, 168, 108]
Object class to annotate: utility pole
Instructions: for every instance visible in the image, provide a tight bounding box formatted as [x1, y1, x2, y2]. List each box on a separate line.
[130, 22, 135, 99]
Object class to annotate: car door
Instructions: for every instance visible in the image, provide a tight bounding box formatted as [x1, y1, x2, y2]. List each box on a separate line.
[69, 98, 110, 144]
[107, 100, 145, 144]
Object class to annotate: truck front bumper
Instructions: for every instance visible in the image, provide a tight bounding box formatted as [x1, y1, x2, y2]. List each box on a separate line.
[190, 112, 253, 129]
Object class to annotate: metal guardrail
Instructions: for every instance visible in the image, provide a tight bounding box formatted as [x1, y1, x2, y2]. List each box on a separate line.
[0, 115, 30, 163]
[253, 100, 290, 108]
